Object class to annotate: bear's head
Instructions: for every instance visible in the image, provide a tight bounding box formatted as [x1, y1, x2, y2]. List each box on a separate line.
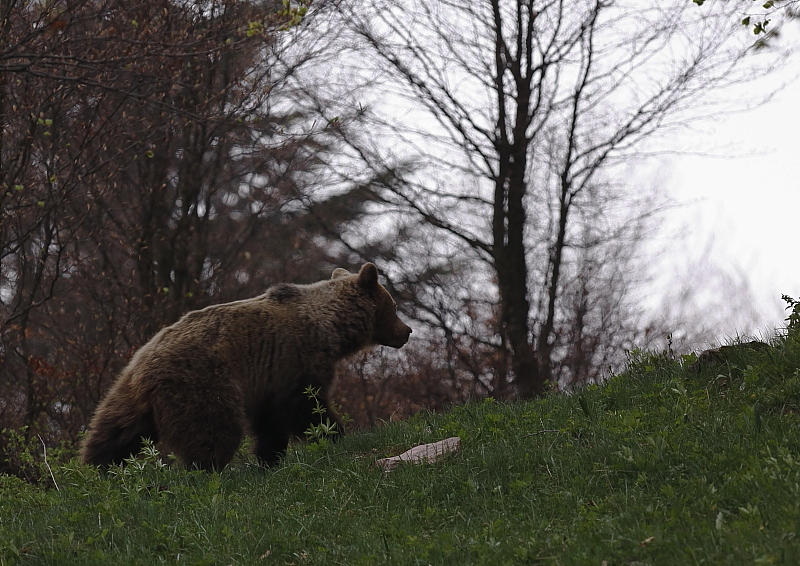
[332, 263, 412, 349]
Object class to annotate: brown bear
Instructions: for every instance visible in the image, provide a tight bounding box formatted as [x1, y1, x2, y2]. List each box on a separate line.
[80, 263, 412, 470]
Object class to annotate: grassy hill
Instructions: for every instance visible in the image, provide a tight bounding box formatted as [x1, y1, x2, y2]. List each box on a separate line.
[2, 328, 800, 565]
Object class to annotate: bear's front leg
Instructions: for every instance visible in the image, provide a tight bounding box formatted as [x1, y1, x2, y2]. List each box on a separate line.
[250, 409, 292, 467]
[250, 384, 344, 467]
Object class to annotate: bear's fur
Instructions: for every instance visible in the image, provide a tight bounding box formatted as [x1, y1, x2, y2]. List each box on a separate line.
[80, 263, 412, 470]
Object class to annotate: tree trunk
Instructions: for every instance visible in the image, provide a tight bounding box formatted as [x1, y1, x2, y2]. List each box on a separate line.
[490, 0, 544, 398]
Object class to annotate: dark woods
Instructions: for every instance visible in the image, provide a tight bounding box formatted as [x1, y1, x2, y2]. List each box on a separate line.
[0, 0, 359, 476]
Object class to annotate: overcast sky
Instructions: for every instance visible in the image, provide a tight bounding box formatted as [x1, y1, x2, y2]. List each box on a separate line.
[659, 25, 800, 339]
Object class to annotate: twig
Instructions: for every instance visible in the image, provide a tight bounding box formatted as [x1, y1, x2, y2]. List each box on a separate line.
[38, 435, 59, 491]
[522, 429, 561, 438]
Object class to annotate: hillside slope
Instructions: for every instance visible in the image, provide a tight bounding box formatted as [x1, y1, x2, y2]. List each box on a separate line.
[2, 331, 800, 565]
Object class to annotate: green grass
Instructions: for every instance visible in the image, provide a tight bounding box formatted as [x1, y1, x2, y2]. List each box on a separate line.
[3, 333, 800, 565]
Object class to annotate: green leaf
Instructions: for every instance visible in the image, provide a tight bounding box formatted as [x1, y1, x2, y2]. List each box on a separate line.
[578, 395, 592, 419]
[753, 19, 770, 34]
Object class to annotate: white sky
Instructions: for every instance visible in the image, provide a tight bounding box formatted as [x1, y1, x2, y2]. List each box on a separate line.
[659, 26, 800, 339]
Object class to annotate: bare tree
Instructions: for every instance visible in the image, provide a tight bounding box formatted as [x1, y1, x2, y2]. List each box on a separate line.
[333, 0, 766, 396]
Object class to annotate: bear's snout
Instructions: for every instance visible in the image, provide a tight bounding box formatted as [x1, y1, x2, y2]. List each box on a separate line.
[398, 321, 412, 345]
[382, 320, 412, 349]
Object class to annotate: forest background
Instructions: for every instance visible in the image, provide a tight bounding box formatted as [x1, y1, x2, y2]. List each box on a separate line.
[1, 0, 797, 477]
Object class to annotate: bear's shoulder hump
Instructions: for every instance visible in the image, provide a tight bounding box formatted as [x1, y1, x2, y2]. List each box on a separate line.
[267, 283, 302, 303]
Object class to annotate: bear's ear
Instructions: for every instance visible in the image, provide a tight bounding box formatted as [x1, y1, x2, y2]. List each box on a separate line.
[331, 268, 350, 279]
[357, 263, 379, 291]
